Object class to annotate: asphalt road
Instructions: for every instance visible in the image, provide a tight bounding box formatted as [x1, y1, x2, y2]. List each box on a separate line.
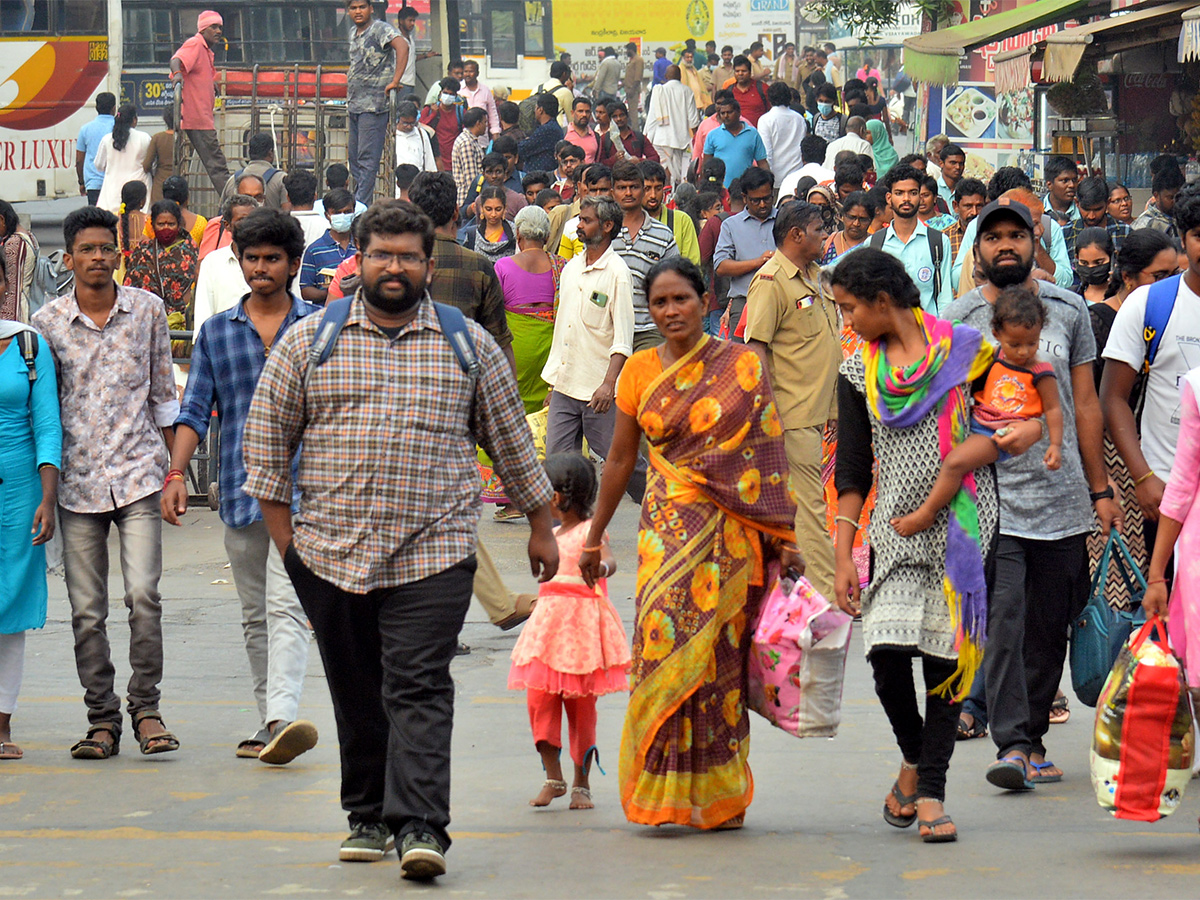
[3, 501, 1199, 899]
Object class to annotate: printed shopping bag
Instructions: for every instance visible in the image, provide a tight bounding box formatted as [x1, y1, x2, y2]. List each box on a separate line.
[747, 573, 852, 738]
[1091, 617, 1194, 822]
[1071, 530, 1146, 707]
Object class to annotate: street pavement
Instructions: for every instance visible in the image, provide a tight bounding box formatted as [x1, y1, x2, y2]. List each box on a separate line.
[3, 499, 1199, 899]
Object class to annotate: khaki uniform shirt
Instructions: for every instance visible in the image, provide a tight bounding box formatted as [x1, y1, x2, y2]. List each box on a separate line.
[625, 55, 645, 93]
[750, 56, 769, 81]
[712, 64, 735, 92]
[743, 251, 841, 430]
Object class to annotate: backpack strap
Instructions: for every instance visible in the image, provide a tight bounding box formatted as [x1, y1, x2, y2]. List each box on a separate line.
[666, 209, 675, 230]
[1144, 273, 1182, 371]
[926, 227, 944, 312]
[868, 229, 887, 250]
[303, 297, 354, 390]
[434, 301, 480, 381]
[16, 330, 37, 384]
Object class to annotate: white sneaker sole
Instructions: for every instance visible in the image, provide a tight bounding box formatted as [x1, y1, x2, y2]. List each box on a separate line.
[339, 836, 394, 862]
[400, 847, 447, 879]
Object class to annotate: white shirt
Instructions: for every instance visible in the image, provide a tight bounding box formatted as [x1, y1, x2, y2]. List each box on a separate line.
[757, 105, 808, 181]
[645, 80, 702, 150]
[395, 125, 438, 173]
[778, 163, 835, 201]
[193, 245, 248, 336]
[1103, 278, 1200, 479]
[822, 133, 873, 169]
[542, 245, 634, 401]
[291, 209, 330, 248]
[93, 129, 152, 215]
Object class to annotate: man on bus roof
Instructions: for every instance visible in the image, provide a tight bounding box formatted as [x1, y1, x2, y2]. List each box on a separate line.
[170, 10, 232, 193]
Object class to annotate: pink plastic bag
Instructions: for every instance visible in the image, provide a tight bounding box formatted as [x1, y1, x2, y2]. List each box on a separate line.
[747, 574, 852, 739]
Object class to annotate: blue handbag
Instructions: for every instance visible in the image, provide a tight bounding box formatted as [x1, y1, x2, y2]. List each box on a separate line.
[1070, 529, 1147, 708]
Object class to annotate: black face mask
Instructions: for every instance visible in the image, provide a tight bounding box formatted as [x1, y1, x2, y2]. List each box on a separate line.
[1076, 261, 1111, 286]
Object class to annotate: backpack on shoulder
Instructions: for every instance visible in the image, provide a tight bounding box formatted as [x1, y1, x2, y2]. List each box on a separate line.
[28, 249, 74, 320]
[868, 227, 944, 311]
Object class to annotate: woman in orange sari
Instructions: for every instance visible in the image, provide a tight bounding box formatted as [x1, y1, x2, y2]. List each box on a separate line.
[579, 258, 803, 829]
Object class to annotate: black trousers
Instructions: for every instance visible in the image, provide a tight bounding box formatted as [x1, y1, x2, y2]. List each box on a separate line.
[86, 189, 101, 206]
[985, 533, 1089, 760]
[284, 546, 475, 851]
[871, 650, 960, 802]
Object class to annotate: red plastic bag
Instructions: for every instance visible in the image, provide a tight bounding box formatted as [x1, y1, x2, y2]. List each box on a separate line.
[1091, 617, 1194, 822]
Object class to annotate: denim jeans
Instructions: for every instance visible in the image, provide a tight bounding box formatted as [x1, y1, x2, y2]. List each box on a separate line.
[223, 521, 311, 729]
[59, 494, 164, 727]
[348, 110, 390, 205]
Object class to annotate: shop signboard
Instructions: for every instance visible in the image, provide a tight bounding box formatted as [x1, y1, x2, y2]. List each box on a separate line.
[714, 0, 794, 60]
[552, 0, 715, 79]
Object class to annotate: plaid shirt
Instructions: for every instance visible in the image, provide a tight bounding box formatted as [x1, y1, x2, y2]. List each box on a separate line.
[451, 130, 484, 207]
[176, 294, 319, 529]
[243, 293, 551, 592]
[430, 235, 513, 347]
[1060, 213, 1131, 263]
[940, 218, 966, 260]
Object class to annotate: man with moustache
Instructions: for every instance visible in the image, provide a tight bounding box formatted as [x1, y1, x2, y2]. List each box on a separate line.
[243, 201, 557, 880]
[945, 198, 1119, 795]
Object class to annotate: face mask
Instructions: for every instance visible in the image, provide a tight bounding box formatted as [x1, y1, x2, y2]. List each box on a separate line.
[817, 102, 834, 116]
[441, 93, 457, 105]
[1077, 261, 1111, 285]
[330, 212, 355, 233]
[155, 227, 179, 245]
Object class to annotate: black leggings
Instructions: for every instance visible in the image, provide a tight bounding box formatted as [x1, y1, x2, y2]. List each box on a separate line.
[870, 650, 961, 802]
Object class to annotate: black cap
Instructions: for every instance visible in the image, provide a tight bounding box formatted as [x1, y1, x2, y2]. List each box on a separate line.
[975, 197, 1034, 234]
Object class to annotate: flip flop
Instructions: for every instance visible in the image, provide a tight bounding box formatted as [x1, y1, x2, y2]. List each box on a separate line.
[883, 781, 918, 828]
[0, 741, 23, 760]
[986, 755, 1034, 792]
[258, 720, 319, 765]
[1029, 760, 1063, 784]
[917, 814, 958, 843]
[956, 714, 988, 740]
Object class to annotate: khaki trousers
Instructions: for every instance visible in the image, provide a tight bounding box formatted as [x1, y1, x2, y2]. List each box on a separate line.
[473, 539, 517, 624]
[783, 426, 836, 601]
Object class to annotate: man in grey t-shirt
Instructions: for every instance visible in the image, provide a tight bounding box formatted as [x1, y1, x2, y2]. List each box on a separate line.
[346, 0, 408, 204]
[945, 199, 1119, 793]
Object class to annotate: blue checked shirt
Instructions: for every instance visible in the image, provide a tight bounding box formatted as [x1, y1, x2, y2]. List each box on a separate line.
[1059, 213, 1131, 265]
[175, 295, 320, 529]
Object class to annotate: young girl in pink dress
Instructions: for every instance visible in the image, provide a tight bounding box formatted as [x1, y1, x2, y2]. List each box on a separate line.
[509, 453, 631, 810]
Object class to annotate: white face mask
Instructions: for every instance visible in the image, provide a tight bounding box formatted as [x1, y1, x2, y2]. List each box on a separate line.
[440, 93, 457, 105]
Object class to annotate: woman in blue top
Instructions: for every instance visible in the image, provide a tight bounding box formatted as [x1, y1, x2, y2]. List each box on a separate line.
[0, 254, 62, 761]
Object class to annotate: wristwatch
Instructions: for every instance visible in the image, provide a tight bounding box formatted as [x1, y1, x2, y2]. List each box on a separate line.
[1089, 486, 1115, 503]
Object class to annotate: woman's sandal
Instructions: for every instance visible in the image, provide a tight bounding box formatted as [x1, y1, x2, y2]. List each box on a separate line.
[132, 711, 180, 756]
[1049, 693, 1071, 725]
[714, 813, 745, 830]
[70, 723, 121, 760]
[915, 798, 957, 843]
[883, 760, 919, 828]
[956, 714, 988, 740]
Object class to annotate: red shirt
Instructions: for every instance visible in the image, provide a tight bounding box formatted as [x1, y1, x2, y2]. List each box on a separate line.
[422, 105, 462, 172]
[172, 33, 217, 130]
[730, 81, 769, 126]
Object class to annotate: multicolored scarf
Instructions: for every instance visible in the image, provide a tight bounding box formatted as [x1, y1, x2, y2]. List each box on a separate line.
[862, 310, 994, 700]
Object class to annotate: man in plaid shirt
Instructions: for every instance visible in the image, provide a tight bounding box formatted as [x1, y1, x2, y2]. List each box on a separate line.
[1061, 175, 1131, 268]
[243, 202, 557, 880]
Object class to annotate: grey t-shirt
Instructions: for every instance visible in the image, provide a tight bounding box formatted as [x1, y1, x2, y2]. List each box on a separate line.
[348, 19, 401, 114]
[945, 280, 1096, 540]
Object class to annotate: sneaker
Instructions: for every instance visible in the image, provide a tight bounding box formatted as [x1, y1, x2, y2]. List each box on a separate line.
[399, 831, 447, 880]
[339, 821, 394, 862]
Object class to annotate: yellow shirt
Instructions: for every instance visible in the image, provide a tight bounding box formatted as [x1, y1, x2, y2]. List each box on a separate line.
[743, 250, 841, 430]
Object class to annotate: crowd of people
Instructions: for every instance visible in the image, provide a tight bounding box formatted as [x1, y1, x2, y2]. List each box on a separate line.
[4, 2, 1200, 888]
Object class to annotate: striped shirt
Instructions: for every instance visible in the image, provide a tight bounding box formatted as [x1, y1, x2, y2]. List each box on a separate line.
[611, 212, 680, 333]
[242, 293, 551, 592]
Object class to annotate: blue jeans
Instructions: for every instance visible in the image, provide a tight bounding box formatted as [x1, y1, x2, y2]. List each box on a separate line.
[348, 110, 390, 205]
[704, 309, 724, 336]
[960, 668, 987, 730]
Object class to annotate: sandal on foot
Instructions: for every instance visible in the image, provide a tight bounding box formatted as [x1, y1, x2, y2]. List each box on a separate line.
[714, 813, 745, 830]
[493, 507, 525, 522]
[956, 715, 987, 741]
[1029, 759, 1063, 784]
[883, 781, 918, 828]
[986, 755, 1034, 792]
[132, 711, 179, 756]
[70, 723, 120, 760]
[0, 741, 23, 760]
[1049, 694, 1070, 725]
[259, 720, 319, 765]
[916, 801, 957, 844]
[236, 727, 271, 759]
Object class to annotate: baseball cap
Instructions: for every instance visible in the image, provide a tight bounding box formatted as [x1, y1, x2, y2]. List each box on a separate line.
[975, 197, 1034, 234]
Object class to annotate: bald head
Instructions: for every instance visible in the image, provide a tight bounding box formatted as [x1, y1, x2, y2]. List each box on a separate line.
[846, 117, 867, 139]
[666, 65, 682, 81]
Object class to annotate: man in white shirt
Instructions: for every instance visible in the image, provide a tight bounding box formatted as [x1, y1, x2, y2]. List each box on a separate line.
[778, 134, 836, 201]
[394, 100, 438, 173]
[543, 195, 634, 467]
[193, 197, 257, 334]
[644, 65, 701, 187]
[283, 170, 329, 247]
[458, 60, 500, 139]
[822, 116, 873, 169]
[757, 81, 807, 185]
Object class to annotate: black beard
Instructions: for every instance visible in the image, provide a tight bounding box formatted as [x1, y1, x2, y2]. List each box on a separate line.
[363, 273, 424, 314]
[980, 253, 1033, 288]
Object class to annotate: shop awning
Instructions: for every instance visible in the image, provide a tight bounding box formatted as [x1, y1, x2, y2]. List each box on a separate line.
[1043, 0, 1197, 81]
[1180, 4, 1200, 60]
[902, 0, 1109, 86]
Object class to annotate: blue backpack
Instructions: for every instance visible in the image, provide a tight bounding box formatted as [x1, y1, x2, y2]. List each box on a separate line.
[1142, 272, 1181, 372]
[303, 297, 479, 390]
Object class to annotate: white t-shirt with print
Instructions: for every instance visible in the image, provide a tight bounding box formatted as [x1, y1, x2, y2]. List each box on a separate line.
[1103, 276, 1200, 479]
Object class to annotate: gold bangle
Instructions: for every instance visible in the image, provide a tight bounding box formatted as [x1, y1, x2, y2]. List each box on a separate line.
[1134, 470, 1156, 487]
[835, 515, 859, 530]
[581, 544, 603, 553]
[781, 543, 800, 552]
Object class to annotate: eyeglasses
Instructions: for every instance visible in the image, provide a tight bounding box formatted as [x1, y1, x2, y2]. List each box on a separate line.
[74, 243, 119, 258]
[364, 251, 427, 267]
[745, 194, 773, 206]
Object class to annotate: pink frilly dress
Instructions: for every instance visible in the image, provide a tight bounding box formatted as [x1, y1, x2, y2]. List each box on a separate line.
[1161, 374, 1200, 689]
[508, 521, 631, 697]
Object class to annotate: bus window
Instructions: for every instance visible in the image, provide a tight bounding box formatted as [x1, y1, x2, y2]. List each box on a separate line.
[489, 6, 518, 68]
[0, 0, 50, 32]
[59, 0, 106, 34]
[524, 2, 549, 58]
[311, 5, 345, 65]
[243, 8, 306, 64]
[123, 8, 174, 65]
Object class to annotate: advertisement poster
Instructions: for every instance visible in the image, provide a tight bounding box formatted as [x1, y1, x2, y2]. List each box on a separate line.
[714, 0, 794, 60]
[552, 0, 714, 79]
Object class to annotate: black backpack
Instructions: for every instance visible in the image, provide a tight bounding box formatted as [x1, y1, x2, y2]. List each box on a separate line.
[869, 227, 945, 312]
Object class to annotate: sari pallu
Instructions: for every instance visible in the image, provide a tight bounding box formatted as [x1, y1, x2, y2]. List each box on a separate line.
[621, 335, 797, 828]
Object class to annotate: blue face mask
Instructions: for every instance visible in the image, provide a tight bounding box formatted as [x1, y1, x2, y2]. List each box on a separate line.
[330, 212, 355, 233]
[817, 102, 834, 116]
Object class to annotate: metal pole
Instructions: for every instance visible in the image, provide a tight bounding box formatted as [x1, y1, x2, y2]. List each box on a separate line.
[315, 65, 325, 181]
